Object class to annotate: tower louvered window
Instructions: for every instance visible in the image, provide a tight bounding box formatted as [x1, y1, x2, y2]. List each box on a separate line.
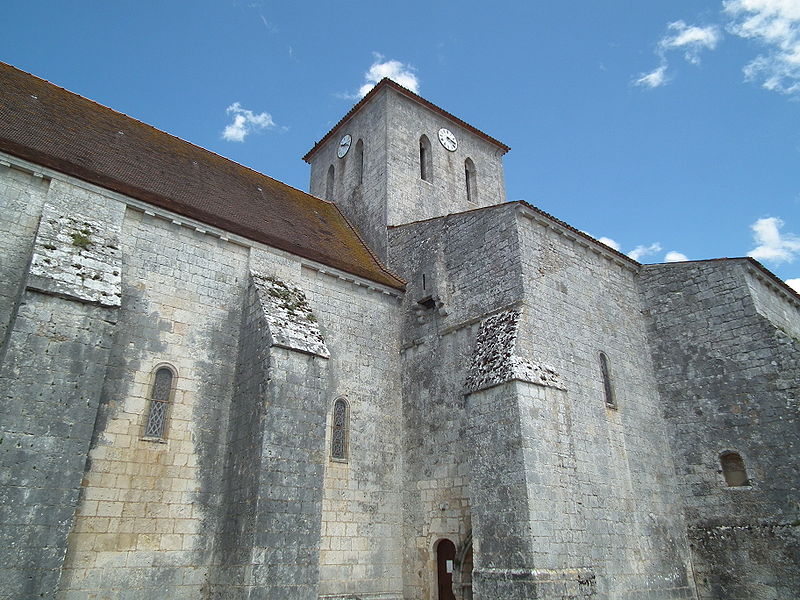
[599, 352, 616, 409]
[465, 157, 477, 204]
[144, 366, 174, 439]
[354, 139, 364, 185]
[331, 398, 349, 461]
[420, 135, 432, 181]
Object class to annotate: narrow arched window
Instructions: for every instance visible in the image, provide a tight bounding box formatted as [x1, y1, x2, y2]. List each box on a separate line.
[419, 135, 432, 182]
[331, 398, 349, 461]
[599, 352, 616, 409]
[144, 366, 175, 439]
[354, 139, 364, 185]
[720, 451, 749, 486]
[325, 164, 335, 200]
[465, 157, 477, 204]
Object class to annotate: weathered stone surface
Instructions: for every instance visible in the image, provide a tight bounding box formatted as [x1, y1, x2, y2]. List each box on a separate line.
[28, 203, 122, 307]
[251, 271, 330, 358]
[640, 260, 800, 600]
[465, 309, 564, 393]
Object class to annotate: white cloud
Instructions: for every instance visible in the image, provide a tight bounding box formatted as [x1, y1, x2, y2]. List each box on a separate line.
[628, 242, 663, 261]
[598, 236, 622, 251]
[634, 64, 670, 88]
[356, 53, 419, 98]
[786, 278, 800, 292]
[665, 250, 689, 262]
[724, 0, 800, 94]
[222, 102, 275, 142]
[660, 21, 722, 64]
[635, 21, 720, 88]
[747, 216, 800, 263]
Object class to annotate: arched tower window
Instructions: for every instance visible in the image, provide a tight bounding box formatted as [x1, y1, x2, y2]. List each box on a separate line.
[331, 398, 349, 461]
[465, 157, 477, 204]
[144, 365, 176, 439]
[354, 139, 364, 185]
[599, 352, 616, 409]
[720, 451, 750, 486]
[326, 164, 335, 200]
[419, 135, 432, 182]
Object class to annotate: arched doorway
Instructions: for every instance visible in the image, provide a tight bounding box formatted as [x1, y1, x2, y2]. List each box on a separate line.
[436, 538, 456, 600]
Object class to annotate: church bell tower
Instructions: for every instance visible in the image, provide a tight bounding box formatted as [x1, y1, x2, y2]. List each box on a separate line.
[303, 78, 510, 261]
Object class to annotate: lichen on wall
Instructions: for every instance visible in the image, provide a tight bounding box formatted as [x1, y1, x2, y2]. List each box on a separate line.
[465, 309, 563, 393]
[251, 271, 330, 358]
[28, 203, 122, 306]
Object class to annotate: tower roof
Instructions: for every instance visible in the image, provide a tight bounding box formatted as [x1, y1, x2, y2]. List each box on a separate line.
[302, 78, 510, 163]
[0, 62, 404, 290]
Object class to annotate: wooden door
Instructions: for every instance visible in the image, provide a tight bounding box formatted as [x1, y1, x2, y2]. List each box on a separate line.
[436, 539, 456, 600]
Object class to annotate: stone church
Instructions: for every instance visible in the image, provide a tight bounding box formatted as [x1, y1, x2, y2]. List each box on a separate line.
[0, 61, 798, 600]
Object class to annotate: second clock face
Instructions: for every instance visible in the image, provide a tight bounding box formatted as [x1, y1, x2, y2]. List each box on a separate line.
[337, 134, 352, 158]
[438, 128, 457, 152]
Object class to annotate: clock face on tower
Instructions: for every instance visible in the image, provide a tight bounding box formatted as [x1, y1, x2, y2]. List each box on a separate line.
[438, 128, 457, 152]
[337, 134, 352, 158]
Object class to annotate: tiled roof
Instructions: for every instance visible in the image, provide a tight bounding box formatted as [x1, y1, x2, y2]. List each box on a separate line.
[303, 78, 510, 163]
[0, 62, 404, 290]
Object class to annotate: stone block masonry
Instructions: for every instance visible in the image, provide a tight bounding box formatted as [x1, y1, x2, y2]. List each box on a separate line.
[2, 67, 798, 600]
[640, 259, 800, 600]
[0, 180, 124, 599]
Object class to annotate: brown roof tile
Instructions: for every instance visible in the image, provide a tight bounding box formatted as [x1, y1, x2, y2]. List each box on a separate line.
[0, 62, 404, 290]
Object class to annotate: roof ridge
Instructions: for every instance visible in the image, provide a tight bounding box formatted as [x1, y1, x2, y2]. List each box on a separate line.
[303, 77, 510, 163]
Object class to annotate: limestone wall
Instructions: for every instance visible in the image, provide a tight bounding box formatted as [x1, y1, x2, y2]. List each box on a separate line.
[640, 259, 800, 600]
[0, 172, 125, 599]
[0, 164, 49, 346]
[308, 89, 390, 259]
[388, 203, 523, 600]
[388, 203, 697, 600]
[514, 210, 696, 598]
[385, 90, 507, 226]
[55, 192, 249, 597]
[0, 154, 405, 600]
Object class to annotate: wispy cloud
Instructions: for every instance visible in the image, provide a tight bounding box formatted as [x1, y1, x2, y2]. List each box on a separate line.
[636, 2, 800, 95]
[635, 21, 720, 88]
[748, 216, 800, 263]
[628, 242, 663, 261]
[587, 234, 678, 263]
[786, 278, 800, 292]
[664, 250, 689, 262]
[635, 65, 670, 89]
[340, 53, 420, 100]
[259, 14, 278, 34]
[222, 102, 275, 142]
[724, 0, 800, 95]
[661, 21, 722, 64]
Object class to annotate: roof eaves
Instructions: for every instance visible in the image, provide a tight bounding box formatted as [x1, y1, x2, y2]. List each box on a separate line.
[513, 200, 641, 267]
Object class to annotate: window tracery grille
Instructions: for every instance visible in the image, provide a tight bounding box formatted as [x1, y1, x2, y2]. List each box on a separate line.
[331, 399, 348, 460]
[144, 367, 173, 439]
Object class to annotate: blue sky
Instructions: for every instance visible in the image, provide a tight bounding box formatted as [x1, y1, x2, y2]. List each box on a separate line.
[2, 1, 799, 288]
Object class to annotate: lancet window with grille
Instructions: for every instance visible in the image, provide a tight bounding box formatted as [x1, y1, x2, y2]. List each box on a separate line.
[331, 398, 349, 461]
[144, 367, 173, 439]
